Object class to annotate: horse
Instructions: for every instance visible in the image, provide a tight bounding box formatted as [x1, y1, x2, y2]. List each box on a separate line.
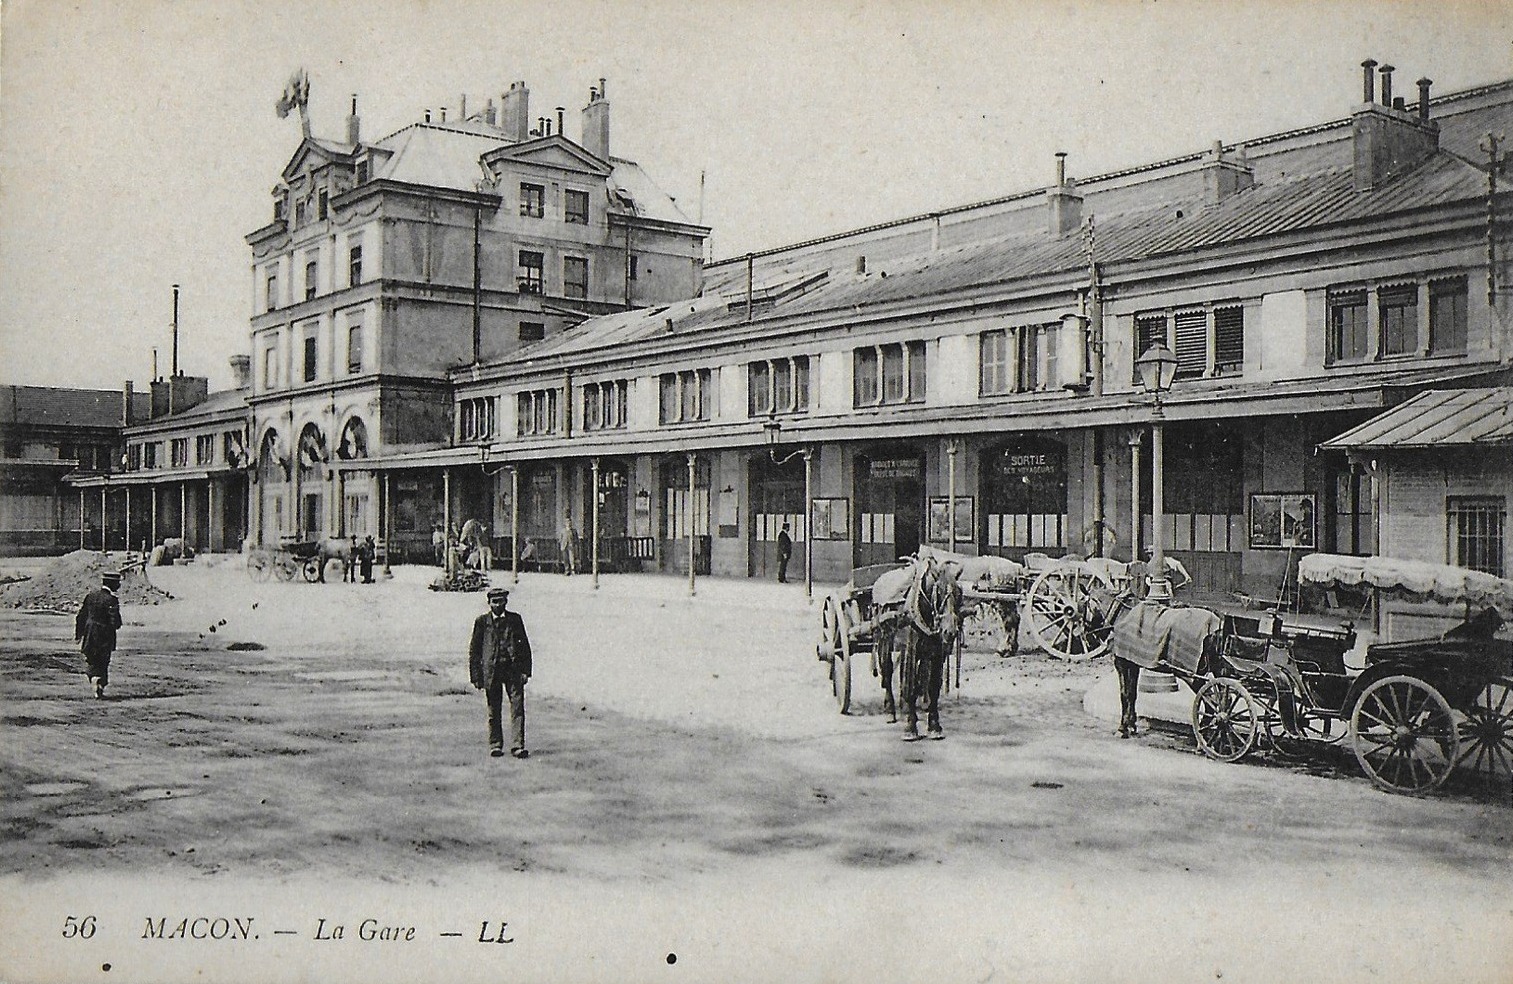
[312, 537, 354, 582]
[873, 556, 963, 740]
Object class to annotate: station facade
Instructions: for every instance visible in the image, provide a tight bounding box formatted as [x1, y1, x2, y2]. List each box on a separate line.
[90, 65, 1512, 594]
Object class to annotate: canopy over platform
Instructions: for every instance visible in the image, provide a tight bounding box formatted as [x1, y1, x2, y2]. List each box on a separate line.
[1298, 553, 1513, 618]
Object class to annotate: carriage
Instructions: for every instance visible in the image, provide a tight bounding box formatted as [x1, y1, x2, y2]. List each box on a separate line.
[1112, 553, 1513, 796]
[815, 549, 1134, 713]
[245, 540, 326, 583]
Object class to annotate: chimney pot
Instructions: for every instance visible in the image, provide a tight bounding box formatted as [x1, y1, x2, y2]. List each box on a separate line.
[1392, 97, 1405, 111]
[440, 107, 447, 122]
[425, 110, 431, 123]
[1379, 64, 1395, 106]
[1361, 59, 1378, 103]
[460, 94, 467, 119]
[1055, 151, 1067, 187]
[1416, 77, 1433, 120]
[556, 106, 565, 137]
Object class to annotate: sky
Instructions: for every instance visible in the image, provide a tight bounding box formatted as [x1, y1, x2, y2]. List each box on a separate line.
[1, 0, 1510, 393]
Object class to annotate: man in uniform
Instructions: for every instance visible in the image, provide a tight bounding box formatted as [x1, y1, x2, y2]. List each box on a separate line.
[468, 587, 532, 759]
[776, 522, 793, 583]
[75, 570, 123, 699]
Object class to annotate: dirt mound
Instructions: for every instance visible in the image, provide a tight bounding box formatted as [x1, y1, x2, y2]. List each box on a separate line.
[0, 551, 174, 612]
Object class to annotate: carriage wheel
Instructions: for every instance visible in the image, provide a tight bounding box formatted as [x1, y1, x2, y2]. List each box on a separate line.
[1192, 678, 1260, 763]
[273, 556, 298, 582]
[1350, 675, 1459, 795]
[302, 557, 322, 582]
[817, 597, 841, 666]
[1025, 565, 1114, 660]
[247, 552, 272, 583]
[832, 607, 854, 715]
[1454, 676, 1513, 780]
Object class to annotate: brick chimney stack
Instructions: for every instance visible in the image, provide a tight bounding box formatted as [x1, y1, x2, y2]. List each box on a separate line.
[582, 78, 610, 160]
[1046, 152, 1083, 238]
[1352, 59, 1439, 191]
[501, 81, 530, 142]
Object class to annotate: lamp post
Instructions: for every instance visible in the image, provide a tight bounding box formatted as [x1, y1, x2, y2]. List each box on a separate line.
[763, 412, 814, 600]
[1135, 340, 1178, 601]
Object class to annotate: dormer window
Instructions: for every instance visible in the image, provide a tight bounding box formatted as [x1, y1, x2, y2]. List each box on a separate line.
[520, 183, 545, 218]
[356, 159, 369, 184]
[317, 190, 329, 221]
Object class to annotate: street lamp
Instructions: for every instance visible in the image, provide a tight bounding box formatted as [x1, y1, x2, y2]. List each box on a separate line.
[1135, 340, 1178, 601]
[763, 412, 815, 600]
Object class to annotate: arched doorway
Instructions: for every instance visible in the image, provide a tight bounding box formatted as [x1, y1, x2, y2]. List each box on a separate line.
[257, 429, 288, 544]
[980, 437, 1067, 560]
[854, 446, 923, 566]
[336, 417, 371, 536]
[297, 423, 329, 537]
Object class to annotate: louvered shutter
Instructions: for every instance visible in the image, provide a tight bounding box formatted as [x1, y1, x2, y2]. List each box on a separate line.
[1214, 306, 1244, 373]
[1173, 310, 1207, 379]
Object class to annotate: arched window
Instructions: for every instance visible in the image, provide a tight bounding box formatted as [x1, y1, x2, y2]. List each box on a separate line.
[337, 417, 369, 460]
[297, 423, 327, 476]
[258, 430, 287, 481]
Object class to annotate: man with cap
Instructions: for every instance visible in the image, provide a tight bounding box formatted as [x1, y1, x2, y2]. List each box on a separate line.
[75, 569, 123, 699]
[468, 586, 533, 759]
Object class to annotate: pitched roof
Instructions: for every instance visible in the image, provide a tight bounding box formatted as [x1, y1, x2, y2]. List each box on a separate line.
[1320, 388, 1513, 450]
[0, 385, 143, 430]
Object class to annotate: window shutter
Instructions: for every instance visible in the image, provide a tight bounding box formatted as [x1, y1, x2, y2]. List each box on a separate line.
[1173, 310, 1207, 379]
[1214, 306, 1244, 372]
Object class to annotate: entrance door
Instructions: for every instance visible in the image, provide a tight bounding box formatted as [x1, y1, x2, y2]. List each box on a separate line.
[660, 456, 710, 575]
[854, 450, 922, 567]
[302, 493, 323, 538]
[583, 459, 630, 569]
[749, 453, 805, 579]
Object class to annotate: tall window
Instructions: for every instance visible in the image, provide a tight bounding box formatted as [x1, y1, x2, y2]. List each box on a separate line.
[348, 244, 363, 286]
[1017, 324, 1059, 392]
[195, 434, 215, 466]
[171, 438, 189, 468]
[659, 369, 714, 424]
[1429, 277, 1468, 354]
[516, 389, 559, 437]
[1214, 306, 1244, 375]
[317, 190, 329, 221]
[564, 189, 589, 225]
[265, 271, 279, 311]
[1448, 497, 1505, 576]
[563, 256, 588, 299]
[1328, 288, 1369, 362]
[583, 380, 629, 431]
[1330, 465, 1373, 556]
[519, 183, 545, 218]
[263, 347, 278, 389]
[1173, 310, 1207, 379]
[518, 250, 544, 293]
[347, 325, 363, 374]
[1378, 284, 1418, 356]
[303, 335, 318, 382]
[304, 256, 318, 301]
[144, 443, 159, 469]
[980, 330, 1010, 396]
[853, 341, 925, 407]
[459, 397, 496, 441]
[748, 356, 810, 416]
[127, 444, 142, 470]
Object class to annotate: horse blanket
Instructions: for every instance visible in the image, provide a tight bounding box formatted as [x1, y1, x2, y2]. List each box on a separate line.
[1110, 602, 1222, 675]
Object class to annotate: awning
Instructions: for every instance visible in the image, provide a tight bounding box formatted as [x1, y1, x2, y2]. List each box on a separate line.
[1320, 387, 1513, 451]
[1298, 552, 1513, 617]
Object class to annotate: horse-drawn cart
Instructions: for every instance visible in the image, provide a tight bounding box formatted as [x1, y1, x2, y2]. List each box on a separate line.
[1111, 553, 1513, 795]
[246, 541, 325, 583]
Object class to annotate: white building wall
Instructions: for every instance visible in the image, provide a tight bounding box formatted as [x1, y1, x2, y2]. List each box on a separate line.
[930, 334, 977, 407]
[628, 376, 658, 431]
[1256, 290, 1309, 381]
[815, 351, 850, 414]
[719, 364, 746, 421]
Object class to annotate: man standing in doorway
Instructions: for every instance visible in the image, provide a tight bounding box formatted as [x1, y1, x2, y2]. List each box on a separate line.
[75, 570, 123, 699]
[776, 523, 793, 583]
[559, 514, 578, 576]
[468, 587, 532, 759]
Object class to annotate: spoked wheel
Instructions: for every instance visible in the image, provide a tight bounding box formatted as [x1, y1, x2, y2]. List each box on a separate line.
[1454, 676, 1513, 780]
[817, 597, 841, 666]
[1192, 677, 1260, 763]
[1025, 564, 1115, 660]
[1350, 675, 1459, 795]
[273, 556, 298, 582]
[247, 552, 272, 582]
[831, 607, 854, 714]
[302, 557, 322, 582]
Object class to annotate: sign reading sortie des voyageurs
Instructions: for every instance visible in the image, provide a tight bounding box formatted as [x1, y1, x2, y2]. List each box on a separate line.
[992, 451, 1063, 478]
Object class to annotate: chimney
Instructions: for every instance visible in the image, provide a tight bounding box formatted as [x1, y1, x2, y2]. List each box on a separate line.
[1202, 140, 1254, 204]
[171, 284, 180, 377]
[424, 110, 431, 123]
[460, 94, 467, 119]
[122, 381, 135, 427]
[346, 94, 360, 145]
[150, 378, 170, 419]
[228, 354, 252, 390]
[582, 78, 610, 160]
[485, 98, 497, 126]
[1046, 152, 1082, 238]
[1351, 60, 1439, 191]
[1361, 59, 1378, 103]
[1416, 78, 1432, 120]
[556, 106, 565, 138]
[501, 81, 530, 142]
[439, 107, 447, 123]
[167, 374, 209, 416]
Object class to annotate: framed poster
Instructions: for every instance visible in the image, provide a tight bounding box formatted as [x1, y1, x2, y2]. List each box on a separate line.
[809, 497, 851, 540]
[928, 497, 974, 543]
[1250, 492, 1316, 549]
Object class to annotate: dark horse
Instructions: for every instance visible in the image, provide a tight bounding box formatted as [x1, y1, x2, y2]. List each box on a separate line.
[876, 557, 962, 740]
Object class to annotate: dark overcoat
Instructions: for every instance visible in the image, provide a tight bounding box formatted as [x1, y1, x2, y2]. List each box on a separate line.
[468, 609, 532, 690]
[75, 587, 122, 658]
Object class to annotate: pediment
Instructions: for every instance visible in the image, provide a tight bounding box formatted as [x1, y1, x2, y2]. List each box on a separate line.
[281, 137, 357, 182]
[482, 136, 611, 177]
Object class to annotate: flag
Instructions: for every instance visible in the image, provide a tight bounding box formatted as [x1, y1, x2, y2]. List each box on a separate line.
[276, 69, 308, 120]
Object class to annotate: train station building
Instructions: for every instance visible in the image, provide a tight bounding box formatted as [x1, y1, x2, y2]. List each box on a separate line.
[77, 63, 1512, 594]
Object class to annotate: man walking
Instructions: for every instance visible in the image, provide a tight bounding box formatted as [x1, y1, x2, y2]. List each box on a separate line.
[468, 587, 532, 759]
[75, 570, 123, 699]
[776, 522, 793, 583]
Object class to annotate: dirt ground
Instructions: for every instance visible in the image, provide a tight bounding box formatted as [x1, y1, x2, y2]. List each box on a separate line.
[1, 556, 1510, 984]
